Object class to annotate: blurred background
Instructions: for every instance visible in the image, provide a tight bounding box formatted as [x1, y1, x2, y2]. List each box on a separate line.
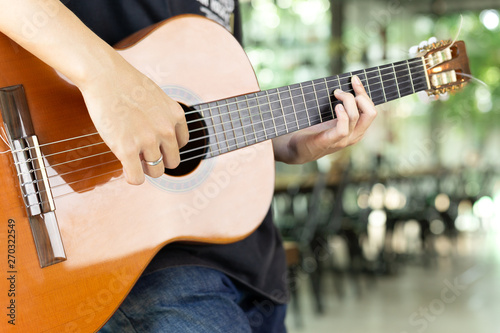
[239, 0, 500, 332]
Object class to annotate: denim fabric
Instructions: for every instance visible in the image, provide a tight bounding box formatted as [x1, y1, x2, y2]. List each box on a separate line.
[99, 266, 287, 333]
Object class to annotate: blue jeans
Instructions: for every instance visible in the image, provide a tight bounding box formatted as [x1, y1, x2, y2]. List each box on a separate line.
[99, 266, 287, 332]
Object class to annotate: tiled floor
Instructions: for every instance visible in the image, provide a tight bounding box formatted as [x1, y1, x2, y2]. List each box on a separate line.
[285, 232, 500, 333]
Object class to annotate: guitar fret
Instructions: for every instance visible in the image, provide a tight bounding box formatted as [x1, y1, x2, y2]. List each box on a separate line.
[243, 96, 256, 145]
[198, 105, 218, 157]
[406, 60, 416, 94]
[394, 60, 414, 98]
[285, 88, 298, 129]
[256, 95, 268, 141]
[227, 98, 244, 149]
[218, 100, 233, 153]
[365, 66, 385, 105]
[324, 75, 341, 118]
[392, 63, 401, 98]
[204, 102, 215, 156]
[298, 83, 311, 127]
[288, 85, 301, 129]
[379, 64, 399, 102]
[302, 82, 320, 126]
[269, 88, 289, 136]
[239, 97, 256, 145]
[276, 88, 289, 133]
[213, 102, 227, 154]
[311, 81, 323, 123]
[377, 66, 387, 103]
[313, 78, 334, 122]
[409, 58, 429, 92]
[244, 95, 259, 143]
[280, 86, 299, 132]
[253, 93, 268, 142]
[350, 69, 365, 94]
[209, 102, 223, 156]
[287, 83, 308, 128]
[323, 77, 335, 116]
[257, 92, 275, 139]
[236, 102, 248, 146]
[362, 69, 372, 98]
[265, 91, 278, 137]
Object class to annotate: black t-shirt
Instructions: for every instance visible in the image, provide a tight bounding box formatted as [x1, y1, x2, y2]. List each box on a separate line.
[64, 0, 287, 304]
[66, 0, 242, 45]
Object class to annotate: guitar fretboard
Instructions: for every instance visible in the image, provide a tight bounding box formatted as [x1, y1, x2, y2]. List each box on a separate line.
[193, 57, 428, 158]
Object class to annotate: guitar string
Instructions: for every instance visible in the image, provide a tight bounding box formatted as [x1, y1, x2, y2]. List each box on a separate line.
[6, 61, 428, 163]
[8, 58, 434, 188]
[20, 160, 123, 204]
[0, 126, 11, 154]
[4, 58, 427, 156]
[18, 80, 429, 197]
[23, 175, 126, 211]
[13, 68, 423, 166]
[187, 60, 426, 118]
[13, 76, 427, 177]
[9, 63, 426, 164]
[24, 78, 425, 207]
[159, 79, 425, 159]
[182, 72, 422, 140]
[20, 39, 467, 210]
[6, 38, 462, 210]
[7, 62, 432, 166]
[14, 78, 429, 181]
[4, 55, 446, 160]
[455, 72, 488, 88]
[22, 78, 428, 207]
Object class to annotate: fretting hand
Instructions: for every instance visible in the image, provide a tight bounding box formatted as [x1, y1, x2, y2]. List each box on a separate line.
[272, 75, 377, 164]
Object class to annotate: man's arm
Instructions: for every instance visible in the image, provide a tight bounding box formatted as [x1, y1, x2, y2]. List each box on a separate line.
[272, 75, 377, 164]
[0, 0, 188, 185]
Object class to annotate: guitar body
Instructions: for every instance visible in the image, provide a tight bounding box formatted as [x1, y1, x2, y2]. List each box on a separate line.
[0, 15, 274, 332]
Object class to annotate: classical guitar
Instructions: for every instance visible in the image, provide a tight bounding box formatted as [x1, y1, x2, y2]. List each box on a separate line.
[0, 15, 470, 332]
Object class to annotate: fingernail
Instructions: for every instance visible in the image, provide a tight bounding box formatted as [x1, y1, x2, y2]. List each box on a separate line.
[352, 75, 361, 85]
[334, 89, 343, 96]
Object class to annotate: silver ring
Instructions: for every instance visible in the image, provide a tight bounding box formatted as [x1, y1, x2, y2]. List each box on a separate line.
[145, 155, 163, 166]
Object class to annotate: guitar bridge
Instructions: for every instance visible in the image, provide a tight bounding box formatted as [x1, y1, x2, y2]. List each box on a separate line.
[0, 85, 66, 268]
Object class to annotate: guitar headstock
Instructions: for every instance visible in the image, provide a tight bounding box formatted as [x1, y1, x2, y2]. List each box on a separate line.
[421, 40, 471, 95]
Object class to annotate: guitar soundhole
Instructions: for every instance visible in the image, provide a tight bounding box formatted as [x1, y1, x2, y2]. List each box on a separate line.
[164, 105, 208, 177]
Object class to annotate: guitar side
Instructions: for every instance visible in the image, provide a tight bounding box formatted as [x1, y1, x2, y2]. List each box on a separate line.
[0, 15, 274, 332]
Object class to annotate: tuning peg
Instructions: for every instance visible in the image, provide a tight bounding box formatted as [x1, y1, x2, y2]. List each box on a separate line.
[410, 36, 442, 56]
[419, 40, 429, 50]
[409, 45, 420, 57]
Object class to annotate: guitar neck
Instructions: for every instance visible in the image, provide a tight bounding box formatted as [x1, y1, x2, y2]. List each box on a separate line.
[194, 57, 429, 158]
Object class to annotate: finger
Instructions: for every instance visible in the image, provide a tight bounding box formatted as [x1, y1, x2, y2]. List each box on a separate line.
[175, 121, 189, 148]
[334, 89, 359, 134]
[351, 91, 378, 142]
[120, 151, 146, 185]
[351, 75, 371, 100]
[169, 102, 189, 148]
[142, 149, 165, 178]
[160, 136, 181, 169]
[321, 102, 349, 145]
